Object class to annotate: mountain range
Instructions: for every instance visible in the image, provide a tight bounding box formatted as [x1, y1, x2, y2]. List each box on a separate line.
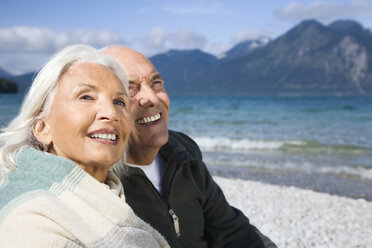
[0, 68, 12, 78]
[151, 19, 372, 95]
[2, 19, 372, 95]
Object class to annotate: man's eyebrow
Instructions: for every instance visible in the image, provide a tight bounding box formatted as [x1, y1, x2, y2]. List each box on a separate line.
[128, 73, 162, 85]
[151, 73, 163, 81]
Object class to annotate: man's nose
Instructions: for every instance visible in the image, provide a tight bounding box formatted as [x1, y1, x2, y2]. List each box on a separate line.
[137, 84, 158, 108]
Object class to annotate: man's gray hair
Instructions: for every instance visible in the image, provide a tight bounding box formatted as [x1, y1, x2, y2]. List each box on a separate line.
[0, 44, 129, 183]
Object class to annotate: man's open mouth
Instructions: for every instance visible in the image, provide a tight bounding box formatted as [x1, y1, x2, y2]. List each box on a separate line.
[136, 113, 161, 125]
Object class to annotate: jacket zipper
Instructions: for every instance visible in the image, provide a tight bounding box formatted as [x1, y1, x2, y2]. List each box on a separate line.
[139, 171, 182, 238]
[161, 153, 183, 238]
[168, 209, 180, 237]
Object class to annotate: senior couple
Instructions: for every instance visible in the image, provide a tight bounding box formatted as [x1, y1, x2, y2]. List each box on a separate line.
[0, 44, 276, 247]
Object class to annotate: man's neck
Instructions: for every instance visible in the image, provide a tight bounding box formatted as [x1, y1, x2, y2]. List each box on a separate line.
[127, 146, 160, 165]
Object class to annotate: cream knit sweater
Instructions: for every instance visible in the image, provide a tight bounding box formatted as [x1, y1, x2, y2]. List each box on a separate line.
[0, 146, 169, 248]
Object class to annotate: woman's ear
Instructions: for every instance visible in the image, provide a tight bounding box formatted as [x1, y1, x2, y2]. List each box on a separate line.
[33, 119, 52, 147]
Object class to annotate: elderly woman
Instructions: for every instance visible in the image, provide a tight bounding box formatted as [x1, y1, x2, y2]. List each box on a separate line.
[0, 45, 169, 248]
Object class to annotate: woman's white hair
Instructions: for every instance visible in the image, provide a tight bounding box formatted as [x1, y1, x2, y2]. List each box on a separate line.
[0, 44, 129, 183]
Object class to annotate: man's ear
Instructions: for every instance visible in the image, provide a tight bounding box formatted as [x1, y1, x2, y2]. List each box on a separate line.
[33, 119, 52, 147]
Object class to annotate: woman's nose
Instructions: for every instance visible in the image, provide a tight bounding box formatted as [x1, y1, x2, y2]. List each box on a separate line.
[97, 100, 119, 121]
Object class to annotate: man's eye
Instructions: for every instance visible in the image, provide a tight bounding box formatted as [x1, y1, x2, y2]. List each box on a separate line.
[152, 80, 163, 90]
[128, 85, 138, 97]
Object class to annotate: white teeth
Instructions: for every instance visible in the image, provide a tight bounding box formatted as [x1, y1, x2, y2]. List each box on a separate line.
[137, 113, 161, 125]
[90, 133, 117, 141]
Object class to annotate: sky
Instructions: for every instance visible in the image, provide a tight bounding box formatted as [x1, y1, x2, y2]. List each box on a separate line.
[0, 0, 372, 75]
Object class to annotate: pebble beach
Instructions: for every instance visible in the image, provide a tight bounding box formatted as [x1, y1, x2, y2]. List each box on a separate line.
[214, 176, 372, 248]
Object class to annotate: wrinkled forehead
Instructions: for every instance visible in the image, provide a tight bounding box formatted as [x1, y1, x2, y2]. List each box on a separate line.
[124, 59, 159, 83]
[103, 46, 159, 83]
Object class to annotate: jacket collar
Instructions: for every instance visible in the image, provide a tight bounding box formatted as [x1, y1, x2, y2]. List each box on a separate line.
[159, 130, 197, 167]
[120, 131, 199, 202]
[125, 130, 197, 177]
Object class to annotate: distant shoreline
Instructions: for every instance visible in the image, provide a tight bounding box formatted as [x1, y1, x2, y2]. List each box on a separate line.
[209, 164, 372, 201]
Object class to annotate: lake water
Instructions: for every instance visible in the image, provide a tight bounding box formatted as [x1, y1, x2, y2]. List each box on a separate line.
[1, 94, 372, 199]
[169, 95, 372, 200]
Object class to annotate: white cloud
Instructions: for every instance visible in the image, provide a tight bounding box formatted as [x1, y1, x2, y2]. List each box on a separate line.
[170, 29, 206, 49]
[230, 30, 273, 46]
[0, 27, 64, 53]
[275, 0, 372, 23]
[0, 26, 208, 74]
[140, 27, 207, 56]
[138, 26, 273, 58]
[205, 42, 231, 58]
[68, 29, 123, 48]
[205, 30, 272, 57]
[0, 26, 127, 75]
[0, 26, 125, 53]
[142, 26, 169, 52]
[0, 52, 51, 75]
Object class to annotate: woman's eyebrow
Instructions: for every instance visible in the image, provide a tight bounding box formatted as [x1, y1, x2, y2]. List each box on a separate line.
[73, 83, 127, 96]
[117, 91, 128, 98]
[72, 83, 96, 94]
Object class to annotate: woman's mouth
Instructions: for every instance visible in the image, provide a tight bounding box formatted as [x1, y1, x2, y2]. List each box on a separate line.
[88, 133, 117, 141]
[87, 129, 119, 144]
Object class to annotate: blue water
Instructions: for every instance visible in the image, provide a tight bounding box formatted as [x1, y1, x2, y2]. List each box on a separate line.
[1, 94, 372, 181]
[169, 95, 372, 180]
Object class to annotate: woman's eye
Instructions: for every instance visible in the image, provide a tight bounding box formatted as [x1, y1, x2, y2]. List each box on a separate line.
[114, 99, 126, 106]
[79, 94, 93, 100]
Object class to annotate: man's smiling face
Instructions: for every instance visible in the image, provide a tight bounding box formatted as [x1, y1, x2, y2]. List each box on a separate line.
[103, 47, 170, 164]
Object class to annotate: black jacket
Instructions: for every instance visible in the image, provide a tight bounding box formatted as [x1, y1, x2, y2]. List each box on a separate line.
[118, 130, 277, 247]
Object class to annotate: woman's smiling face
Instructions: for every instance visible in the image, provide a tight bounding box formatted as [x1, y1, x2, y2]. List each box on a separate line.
[36, 62, 132, 178]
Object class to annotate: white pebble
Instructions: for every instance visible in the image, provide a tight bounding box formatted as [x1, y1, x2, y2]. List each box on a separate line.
[214, 176, 372, 248]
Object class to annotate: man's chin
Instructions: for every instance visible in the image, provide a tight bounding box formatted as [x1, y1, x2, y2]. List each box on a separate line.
[129, 130, 169, 149]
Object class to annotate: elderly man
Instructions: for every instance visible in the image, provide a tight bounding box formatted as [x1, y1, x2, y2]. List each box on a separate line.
[103, 46, 276, 248]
